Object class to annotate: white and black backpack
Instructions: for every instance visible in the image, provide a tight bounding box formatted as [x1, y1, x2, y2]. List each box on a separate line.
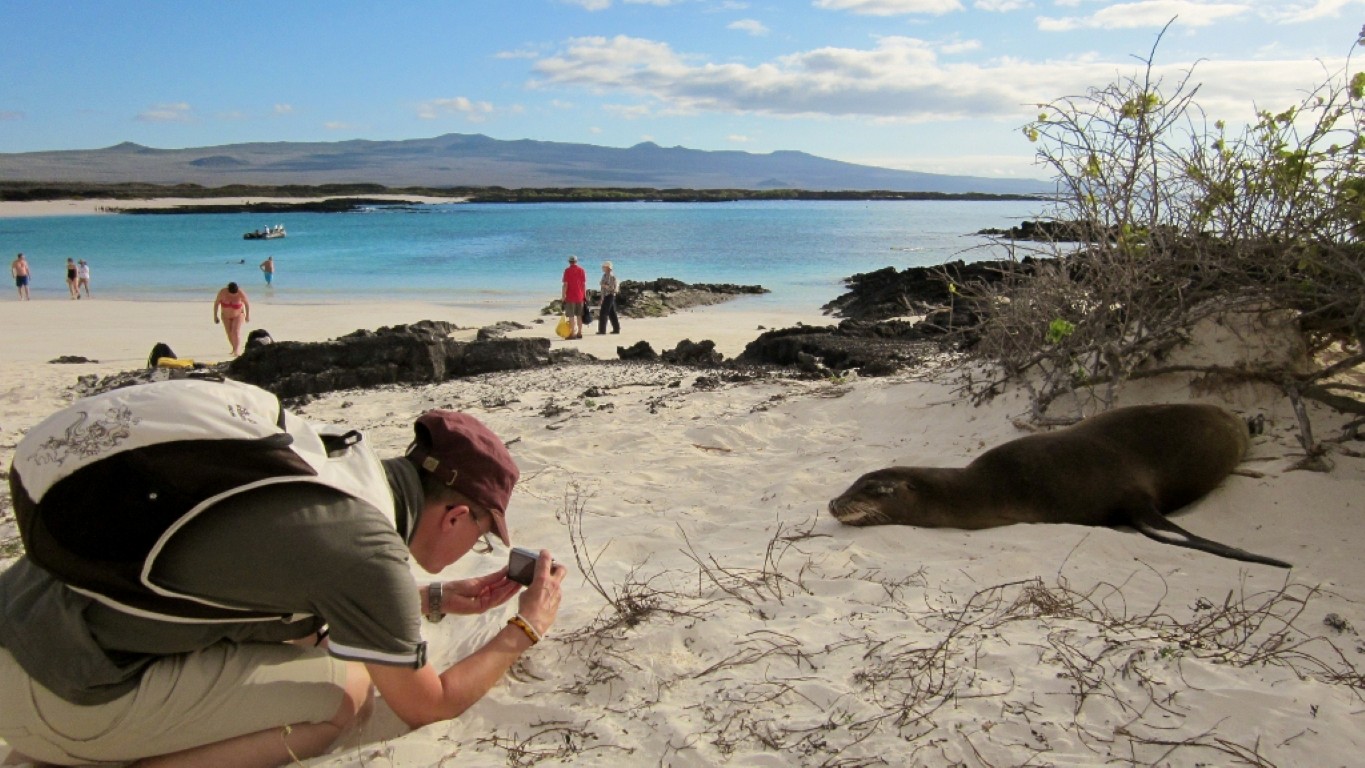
[9, 377, 393, 623]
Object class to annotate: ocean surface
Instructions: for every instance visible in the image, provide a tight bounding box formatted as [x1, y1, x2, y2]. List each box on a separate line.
[1, 200, 1043, 310]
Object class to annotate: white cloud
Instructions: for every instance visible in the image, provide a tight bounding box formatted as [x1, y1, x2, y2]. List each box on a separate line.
[728, 134, 753, 142]
[273, 104, 293, 115]
[974, 0, 1030, 10]
[604, 103, 655, 119]
[535, 35, 989, 120]
[135, 102, 193, 123]
[940, 38, 982, 53]
[416, 96, 497, 122]
[812, 0, 965, 15]
[1266, 0, 1365, 23]
[323, 121, 354, 131]
[531, 33, 1348, 127]
[1038, 1, 1250, 31]
[728, 18, 771, 35]
[496, 48, 541, 60]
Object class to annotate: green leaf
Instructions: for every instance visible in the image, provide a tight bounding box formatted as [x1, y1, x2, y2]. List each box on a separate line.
[1045, 318, 1075, 345]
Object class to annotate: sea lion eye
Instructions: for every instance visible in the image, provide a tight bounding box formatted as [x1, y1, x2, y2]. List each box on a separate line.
[869, 482, 897, 497]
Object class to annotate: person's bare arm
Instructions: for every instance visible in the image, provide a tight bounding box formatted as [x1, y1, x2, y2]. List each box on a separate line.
[372, 552, 565, 727]
[367, 621, 534, 726]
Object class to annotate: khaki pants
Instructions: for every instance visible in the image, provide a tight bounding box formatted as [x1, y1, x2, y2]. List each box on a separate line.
[0, 642, 346, 765]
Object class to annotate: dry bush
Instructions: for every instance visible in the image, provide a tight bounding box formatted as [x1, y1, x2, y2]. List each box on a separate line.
[555, 482, 699, 636]
[959, 25, 1365, 439]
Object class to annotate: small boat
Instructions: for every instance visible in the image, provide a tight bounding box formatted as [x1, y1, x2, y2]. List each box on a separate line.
[244, 224, 286, 240]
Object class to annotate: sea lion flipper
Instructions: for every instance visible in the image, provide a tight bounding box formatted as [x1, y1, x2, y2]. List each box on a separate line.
[1127, 505, 1292, 569]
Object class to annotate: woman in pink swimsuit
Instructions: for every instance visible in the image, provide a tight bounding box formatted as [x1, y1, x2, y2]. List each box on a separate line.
[212, 282, 251, 355]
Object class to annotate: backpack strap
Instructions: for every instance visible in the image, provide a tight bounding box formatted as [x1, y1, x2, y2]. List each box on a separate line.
[321, 429, 363, 456]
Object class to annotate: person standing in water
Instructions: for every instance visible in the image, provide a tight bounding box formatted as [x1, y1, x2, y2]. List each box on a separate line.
[65, 258, 79, 300]
[76, 259, 91, 298]
[260, 256, 275, 286]
[213, 281, 252, 355]
[10, 253, 30, 300]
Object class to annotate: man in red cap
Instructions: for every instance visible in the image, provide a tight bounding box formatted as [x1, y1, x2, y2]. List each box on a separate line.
[0, 407, 566, 767]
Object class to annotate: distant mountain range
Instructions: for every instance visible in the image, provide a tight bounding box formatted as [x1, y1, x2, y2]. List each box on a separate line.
[0, 133, 1050, 195]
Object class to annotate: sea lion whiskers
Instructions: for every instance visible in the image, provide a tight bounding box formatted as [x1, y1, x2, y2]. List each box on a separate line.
[829, 471, 915, 526]
[829, 496, 892, 525]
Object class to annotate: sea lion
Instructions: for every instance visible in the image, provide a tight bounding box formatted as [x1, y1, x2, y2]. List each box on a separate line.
[828, 403, 1290, 568]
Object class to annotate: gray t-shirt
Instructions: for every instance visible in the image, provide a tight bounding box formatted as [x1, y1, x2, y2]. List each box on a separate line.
[0, 458, 427, 705]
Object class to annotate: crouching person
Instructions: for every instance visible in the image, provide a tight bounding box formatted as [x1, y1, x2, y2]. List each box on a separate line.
[0, 393, 566, 768]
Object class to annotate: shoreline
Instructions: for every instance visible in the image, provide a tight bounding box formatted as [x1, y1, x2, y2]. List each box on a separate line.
[0, 195, 459, 219]
[0, 295, 833, 367]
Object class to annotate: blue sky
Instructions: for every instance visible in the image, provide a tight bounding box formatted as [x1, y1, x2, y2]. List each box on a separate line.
[1, 0, 1359, 180]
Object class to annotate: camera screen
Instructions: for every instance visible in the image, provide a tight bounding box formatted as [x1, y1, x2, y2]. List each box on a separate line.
[508, 547, 538, 586]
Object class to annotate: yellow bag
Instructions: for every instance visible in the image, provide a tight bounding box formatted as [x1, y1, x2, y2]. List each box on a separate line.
[555, 314, 572, 339]
[155, 357, 197, 369]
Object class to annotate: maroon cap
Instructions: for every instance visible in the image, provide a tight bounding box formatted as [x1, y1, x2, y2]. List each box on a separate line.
[407, 411, 518, 545]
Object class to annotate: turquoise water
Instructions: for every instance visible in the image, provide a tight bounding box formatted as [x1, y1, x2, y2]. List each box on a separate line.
[1, 200, 1041, 308]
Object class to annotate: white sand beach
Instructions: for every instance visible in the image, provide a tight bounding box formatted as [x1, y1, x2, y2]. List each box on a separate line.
[1, 295, 1363, 767]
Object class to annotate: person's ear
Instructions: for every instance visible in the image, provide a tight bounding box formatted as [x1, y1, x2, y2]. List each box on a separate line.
[440, 503, 468, 532]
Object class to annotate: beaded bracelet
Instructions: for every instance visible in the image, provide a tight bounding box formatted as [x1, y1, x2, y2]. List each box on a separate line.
[507, 614, 542, 645]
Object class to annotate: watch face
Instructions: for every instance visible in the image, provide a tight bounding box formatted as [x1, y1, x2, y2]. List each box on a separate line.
[425, 583, 443, 621]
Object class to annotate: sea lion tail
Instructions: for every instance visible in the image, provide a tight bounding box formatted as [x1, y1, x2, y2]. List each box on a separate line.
[1128, 506, 1292, 569]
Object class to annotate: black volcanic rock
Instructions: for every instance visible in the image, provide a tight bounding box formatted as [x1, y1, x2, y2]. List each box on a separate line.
[547, 278, 768, 319]
[617, 341, 659, 361]
[822, 259, 1041, 322]
[661, 339, 723, 365]
[476, 321, 532, 340]
[737, 320, 940, 376]
[614, 279, 768, 318]
[121, 197, 417, 214]
[227, 320, 551, 397]
[976, 219, 1100, 242]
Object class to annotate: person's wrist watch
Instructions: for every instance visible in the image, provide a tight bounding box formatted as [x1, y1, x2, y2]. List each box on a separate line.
[424, 582, 445, 623]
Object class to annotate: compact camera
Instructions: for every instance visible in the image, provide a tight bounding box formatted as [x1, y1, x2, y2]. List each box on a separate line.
[508, 547, 541, 586]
